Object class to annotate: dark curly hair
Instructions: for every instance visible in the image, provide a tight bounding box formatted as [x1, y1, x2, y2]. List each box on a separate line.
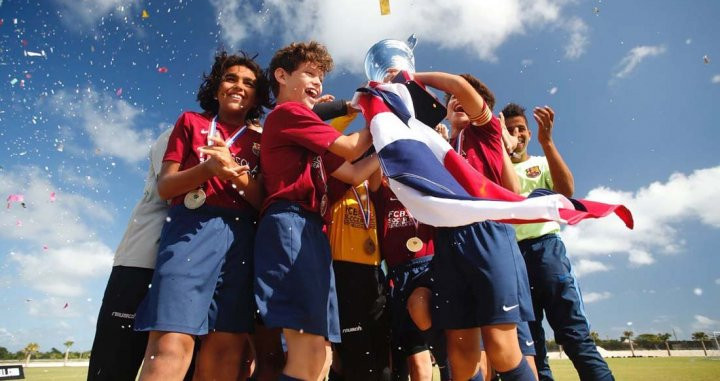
[500, 102, 527, 122]
[196, 51, 270, 121]
[444, 73, 496, 112]
[268, 41, 334, 98]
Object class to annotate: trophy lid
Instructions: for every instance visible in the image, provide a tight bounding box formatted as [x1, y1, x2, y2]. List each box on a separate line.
[364, 34, 418, 82]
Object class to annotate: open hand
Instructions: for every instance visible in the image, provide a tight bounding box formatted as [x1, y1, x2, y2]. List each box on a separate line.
[533, 106, 555, 146]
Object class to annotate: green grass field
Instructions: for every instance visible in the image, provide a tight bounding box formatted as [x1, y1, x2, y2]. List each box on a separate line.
[20, 357, 720, 380]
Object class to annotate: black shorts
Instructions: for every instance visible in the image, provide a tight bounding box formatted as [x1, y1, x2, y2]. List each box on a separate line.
[332, 261, 390, 381]
[88, 266, 154, 380]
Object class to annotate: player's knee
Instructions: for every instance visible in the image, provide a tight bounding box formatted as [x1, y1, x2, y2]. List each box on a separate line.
[407, 287, 432, 331]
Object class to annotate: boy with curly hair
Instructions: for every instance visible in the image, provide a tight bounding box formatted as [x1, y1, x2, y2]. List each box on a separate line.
[255, 41, 380, 381]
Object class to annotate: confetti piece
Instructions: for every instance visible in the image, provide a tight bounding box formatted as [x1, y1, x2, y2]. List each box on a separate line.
[20, 39, 28, 46]
[116, 88, 123, 96]
[379, 0, 390, 15]
[24, 50, 46, 58]
[50, 192, 56, 202]
[703, 55, 710, 64]
[42, 245, 48, 250]
[142, 9, 150, 18]
[592, 7, 600, 15]
[0, 19, 3, 27]
[16, 220, 22, 227]
[6, 194, 24, 208]
[63, 302, 69, 309]
[157, 67, 168, 73]
[549, 87, 558, 95]
[10, 78, 17, 85]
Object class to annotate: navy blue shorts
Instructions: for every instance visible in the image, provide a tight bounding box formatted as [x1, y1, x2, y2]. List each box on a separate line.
[430, 221, 534, 329]
[388, 256, 434, 356]
[517, 321, 537, 356]
[254, 201, 341, 343]
[134, 205, 256, 335]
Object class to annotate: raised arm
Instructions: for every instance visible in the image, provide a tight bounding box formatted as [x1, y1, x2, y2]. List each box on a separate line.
[412, 72, 493, 126]
[327, 127, 374, 162]
[329, 153, 381, 186]
[534, 106, 574, 197]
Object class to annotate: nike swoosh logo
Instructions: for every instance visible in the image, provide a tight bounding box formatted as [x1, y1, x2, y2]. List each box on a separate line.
[526, 340, 534, 346]
[502, 304, 519, 312]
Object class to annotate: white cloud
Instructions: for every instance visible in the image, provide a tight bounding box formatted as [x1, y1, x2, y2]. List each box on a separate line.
[1, 166, 114, 298]
[573, 259, 611, 277]
[628, 249, 655, 266]
[712, 75, 720, 84]
[614, 45, 666, 78]
[692, 315, 719, 330]
[562, 165, 720, 267]
[46, 88, 154, 164]
[564, 17, 589, 59]
[53, 0, 140, 28]
[12, 243, 112, 297]
[0, 167, 112, 246]
[583, 291, 611, 303]
[211, 0, 587, 72]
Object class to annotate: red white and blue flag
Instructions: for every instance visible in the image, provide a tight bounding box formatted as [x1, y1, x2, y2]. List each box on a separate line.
[352, 80, 633, 229]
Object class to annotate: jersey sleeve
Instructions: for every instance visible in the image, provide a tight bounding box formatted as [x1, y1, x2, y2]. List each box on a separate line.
[322, 151, 346, 175]
[269, 102, 343, 155]
[471, 114, 502, 138]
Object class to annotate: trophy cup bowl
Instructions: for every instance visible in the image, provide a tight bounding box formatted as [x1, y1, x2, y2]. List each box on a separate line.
[364, 35, 418, 82]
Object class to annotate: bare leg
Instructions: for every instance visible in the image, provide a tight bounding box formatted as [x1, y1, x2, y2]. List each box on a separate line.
[317, 341, 332, 381]
[445, 328, 483, 380]
[407, 350, 433, 381]
[139, 331, 195, 381]
[193, 332, 248, 381]
[407, 287, 432, 331]
[481, 324, 523, 372]
[251, 325, 285, 381]
[283, 329, 327, 380]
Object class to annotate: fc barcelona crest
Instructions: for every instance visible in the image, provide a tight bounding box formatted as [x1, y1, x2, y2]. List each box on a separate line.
[525, 165, 541, 178]
[252, 142, 261, 156]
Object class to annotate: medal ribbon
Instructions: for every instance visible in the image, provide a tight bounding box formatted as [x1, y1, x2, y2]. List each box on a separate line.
[351, 181, 371, 230]
[208, 116, 248, 147]
[454, 129, 464, 154]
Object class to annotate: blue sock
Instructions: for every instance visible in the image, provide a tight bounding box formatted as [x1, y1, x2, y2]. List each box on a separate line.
[498, 357, 535, 381]
[469, 369, 484, 381]
[278, 374, 304, 381]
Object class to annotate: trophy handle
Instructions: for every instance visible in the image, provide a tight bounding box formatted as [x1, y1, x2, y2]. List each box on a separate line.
[406, 34, 418, 50]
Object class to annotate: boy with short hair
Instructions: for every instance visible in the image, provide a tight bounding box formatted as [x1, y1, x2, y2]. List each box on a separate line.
[410, 71, 537, 381]
[502, 102, 614, 381]
[255, 41, 380, 381]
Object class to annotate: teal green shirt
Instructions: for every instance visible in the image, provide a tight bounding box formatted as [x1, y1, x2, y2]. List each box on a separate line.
[512, 156, 561, 241]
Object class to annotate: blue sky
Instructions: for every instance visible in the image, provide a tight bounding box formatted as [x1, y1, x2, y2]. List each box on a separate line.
[1, 0, 718, 352]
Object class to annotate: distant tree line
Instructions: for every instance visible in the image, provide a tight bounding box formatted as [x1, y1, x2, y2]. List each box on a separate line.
[544, 331, 718, 352]
[0, 342, 91, 363]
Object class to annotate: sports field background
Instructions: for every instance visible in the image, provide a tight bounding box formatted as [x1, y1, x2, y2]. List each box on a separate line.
[16, 357, 720, 380]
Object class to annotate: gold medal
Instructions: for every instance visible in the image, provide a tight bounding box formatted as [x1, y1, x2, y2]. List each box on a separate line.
[406, 237, 423, 252]
[364, 238, 376, 254]
[184, 189, 206, 209]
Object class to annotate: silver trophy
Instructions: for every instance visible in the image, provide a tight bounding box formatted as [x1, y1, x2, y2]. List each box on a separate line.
[364, 34, 418, 82]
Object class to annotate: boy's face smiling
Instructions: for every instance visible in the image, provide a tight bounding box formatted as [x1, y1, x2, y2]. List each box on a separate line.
[446, 95, 470, 131]
[276, 61, 324, 108]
